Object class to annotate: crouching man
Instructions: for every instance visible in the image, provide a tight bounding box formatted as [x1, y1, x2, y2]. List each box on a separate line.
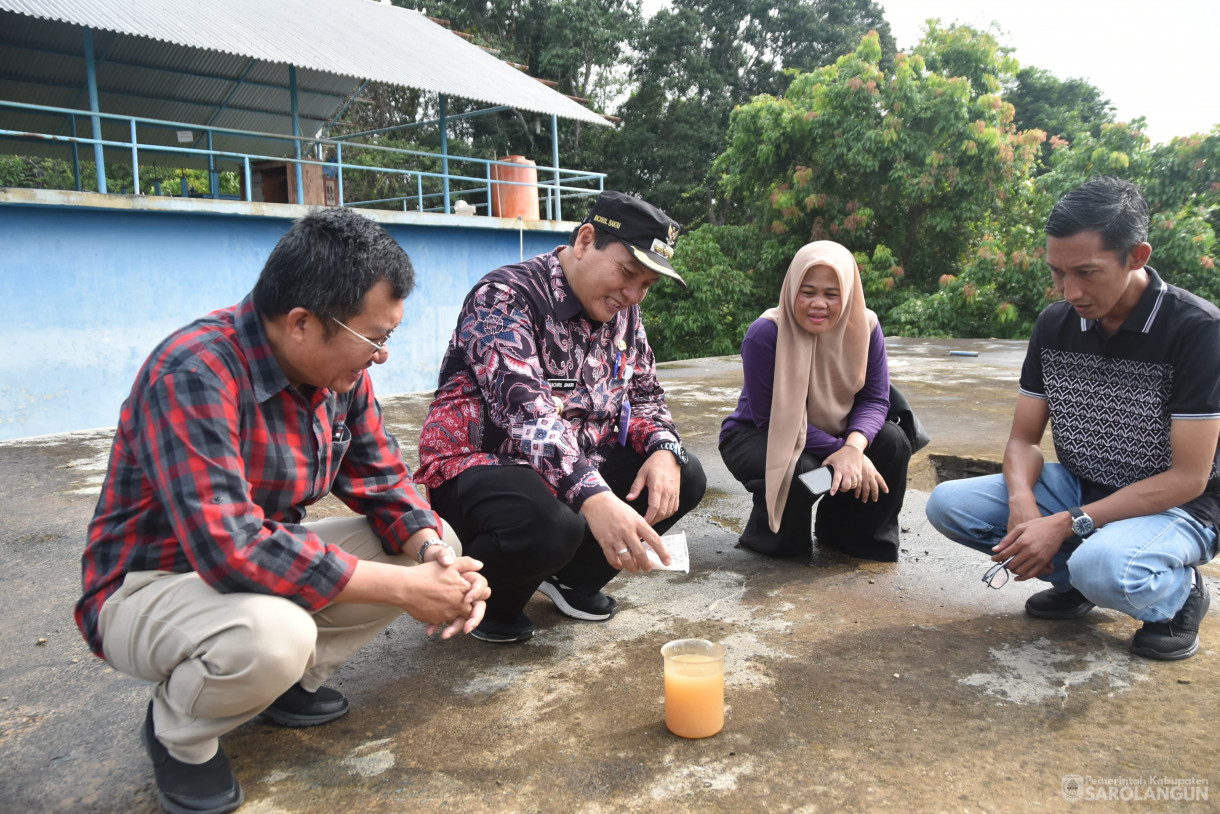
[927, 177, 1219, 660]
[417, 191, 707, 644]
[76, 209, 489, 814]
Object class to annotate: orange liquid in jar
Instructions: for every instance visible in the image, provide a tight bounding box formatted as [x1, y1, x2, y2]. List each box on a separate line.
[664, 653, 724, 738]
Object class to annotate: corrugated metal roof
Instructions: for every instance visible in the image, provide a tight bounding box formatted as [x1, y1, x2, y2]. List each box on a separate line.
[0, 0, 608, 163]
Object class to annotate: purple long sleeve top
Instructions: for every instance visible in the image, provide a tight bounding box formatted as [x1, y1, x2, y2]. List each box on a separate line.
[720, 316, 891, 458]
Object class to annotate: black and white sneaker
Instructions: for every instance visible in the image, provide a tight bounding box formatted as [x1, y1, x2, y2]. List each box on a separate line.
[1131, 567, 1210, 661]
[471, 613, 535, 644]
[538, 576, 619, 621]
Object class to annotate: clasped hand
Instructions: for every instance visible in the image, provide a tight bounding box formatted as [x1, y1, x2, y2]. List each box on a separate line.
[416, 548, 490, 639]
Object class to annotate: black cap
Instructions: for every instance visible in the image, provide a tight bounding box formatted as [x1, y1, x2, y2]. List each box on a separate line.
[582, 191, 685, 287]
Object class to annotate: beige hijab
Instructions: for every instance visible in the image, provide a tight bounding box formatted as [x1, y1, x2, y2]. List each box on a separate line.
[761, 241, 877, 532]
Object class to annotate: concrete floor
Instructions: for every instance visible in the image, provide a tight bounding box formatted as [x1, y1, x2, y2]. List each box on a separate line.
[1, 338, 1216, 813]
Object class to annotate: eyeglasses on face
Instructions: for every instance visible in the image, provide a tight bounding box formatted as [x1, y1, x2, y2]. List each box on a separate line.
[982, 556, 1016, 589]
[329, 316, 394, 353]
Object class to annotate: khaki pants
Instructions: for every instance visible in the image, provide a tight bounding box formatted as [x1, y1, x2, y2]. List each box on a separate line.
[98, 516, 459, 764]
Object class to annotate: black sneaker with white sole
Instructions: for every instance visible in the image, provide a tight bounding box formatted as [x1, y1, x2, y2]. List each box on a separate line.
[471, 613, 535, 644]
[1131, 567, 1210, 661]
[538, 576, 619, 621]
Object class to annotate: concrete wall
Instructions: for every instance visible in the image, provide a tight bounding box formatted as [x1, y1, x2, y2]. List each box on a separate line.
[0, 189, 575, 440]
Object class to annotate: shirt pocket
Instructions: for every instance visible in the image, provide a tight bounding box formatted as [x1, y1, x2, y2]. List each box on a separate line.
[328, 421, 353, 476]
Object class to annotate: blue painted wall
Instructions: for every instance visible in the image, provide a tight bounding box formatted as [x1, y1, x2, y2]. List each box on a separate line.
[0, 191, 573, 440]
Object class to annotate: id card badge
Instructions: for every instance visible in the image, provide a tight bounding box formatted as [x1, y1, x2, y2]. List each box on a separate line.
[617, 399, 631, 446]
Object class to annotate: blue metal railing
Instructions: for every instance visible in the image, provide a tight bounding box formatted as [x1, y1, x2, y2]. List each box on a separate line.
[1, 100, 606, 218]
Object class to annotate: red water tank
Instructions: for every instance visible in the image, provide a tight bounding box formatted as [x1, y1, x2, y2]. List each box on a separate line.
[490, 155, 541, 220]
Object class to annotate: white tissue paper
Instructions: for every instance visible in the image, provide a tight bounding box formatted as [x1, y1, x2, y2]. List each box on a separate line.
[645, 531, 690, 573]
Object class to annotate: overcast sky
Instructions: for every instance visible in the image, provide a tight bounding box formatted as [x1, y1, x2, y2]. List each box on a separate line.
[639, 0, 1219, 144]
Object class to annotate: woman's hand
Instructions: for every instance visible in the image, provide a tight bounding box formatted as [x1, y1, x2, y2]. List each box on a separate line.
[853, 456, 888, 502]
[822, 437, 887, 500]
[823, 441, 864, 495]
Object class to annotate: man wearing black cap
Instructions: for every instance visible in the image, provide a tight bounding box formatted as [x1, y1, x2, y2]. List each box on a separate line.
[417, 191, 707, 643]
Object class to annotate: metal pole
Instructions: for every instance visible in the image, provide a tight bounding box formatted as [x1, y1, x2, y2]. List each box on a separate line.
[69, 115, 82, 191]
[439, 94, 450, 214]
[289, 65, 303, 204]
[551, 114, 561, 221]
[207, 130, 218, 198]
[82, 27, 107, 193]
[336, 142, 344, 206]
[129, 118, 139, 193]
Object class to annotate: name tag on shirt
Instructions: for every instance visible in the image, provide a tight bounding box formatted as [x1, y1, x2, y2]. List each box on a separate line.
[548, 378, 579, 392]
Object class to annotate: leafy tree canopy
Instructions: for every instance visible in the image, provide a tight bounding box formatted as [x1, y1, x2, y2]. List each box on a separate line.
[1008, 66, 1115, 171]
[714, 26, 1043, 308]
[601, 0, 895, 226]
[651, 22, 1217, 354]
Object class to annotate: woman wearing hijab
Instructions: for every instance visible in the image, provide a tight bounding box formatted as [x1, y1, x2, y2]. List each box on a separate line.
[719, 241, 911, 561]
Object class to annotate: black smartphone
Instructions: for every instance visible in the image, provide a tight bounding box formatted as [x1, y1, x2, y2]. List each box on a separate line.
[797, 465, 833, 497]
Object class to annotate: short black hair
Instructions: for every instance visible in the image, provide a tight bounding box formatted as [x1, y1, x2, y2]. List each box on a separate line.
[252, 208, 415, 321]
[567, 223, 618, 250]
[1044, 176, 1150, 258]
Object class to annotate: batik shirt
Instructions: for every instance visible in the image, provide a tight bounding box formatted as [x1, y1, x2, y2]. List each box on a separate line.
[77, 295, 440, 657]
[417, 247, 680, 509]
[1020, 267, 1220, 526]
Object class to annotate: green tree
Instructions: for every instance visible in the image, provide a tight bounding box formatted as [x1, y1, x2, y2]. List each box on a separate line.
[899, 120, 1220, 338]
[1008, 66, 1114, 171]
[389, 0, 639, 167]
[0, 155, 75, 190]
[643, 224, 759, 360]
[714, 26, 1043, 307]
[886, 199, 1053, 338]
[600, 0, 895, 227]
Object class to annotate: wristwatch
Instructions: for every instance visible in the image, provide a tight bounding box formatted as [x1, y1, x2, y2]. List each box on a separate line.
[1068, 507, 1096, 538]
[656, 441, 689, 467]
[417, 538, 455, 563]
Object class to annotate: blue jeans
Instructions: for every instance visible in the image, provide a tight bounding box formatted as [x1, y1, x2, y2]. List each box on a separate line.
[925, 464, 1217, 623]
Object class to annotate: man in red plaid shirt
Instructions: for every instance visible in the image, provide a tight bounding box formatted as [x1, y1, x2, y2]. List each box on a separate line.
[76, 209, 489, 814]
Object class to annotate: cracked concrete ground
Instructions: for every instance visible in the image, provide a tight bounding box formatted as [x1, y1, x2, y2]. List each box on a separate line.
[1, 338, 1216, 813]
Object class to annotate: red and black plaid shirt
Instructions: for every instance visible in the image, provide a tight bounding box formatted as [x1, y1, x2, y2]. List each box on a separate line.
[76, 295, 439, 657]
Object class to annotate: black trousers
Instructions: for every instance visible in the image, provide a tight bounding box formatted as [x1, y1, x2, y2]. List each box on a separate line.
[718, 421, 910, 561]
[428, 446, 707, 624]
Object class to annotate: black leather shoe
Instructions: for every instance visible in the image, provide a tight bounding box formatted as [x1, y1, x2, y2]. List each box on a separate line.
[1131, 567, 1210, 661]
[1025, 586, 1095, 620]
[260, 683, 349, 727]
[141, 702, 242, 814]
[538, 576, 619, 621]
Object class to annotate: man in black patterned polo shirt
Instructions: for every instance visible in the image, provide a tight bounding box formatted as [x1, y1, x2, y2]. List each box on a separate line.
[927, 177, 1220, 660]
